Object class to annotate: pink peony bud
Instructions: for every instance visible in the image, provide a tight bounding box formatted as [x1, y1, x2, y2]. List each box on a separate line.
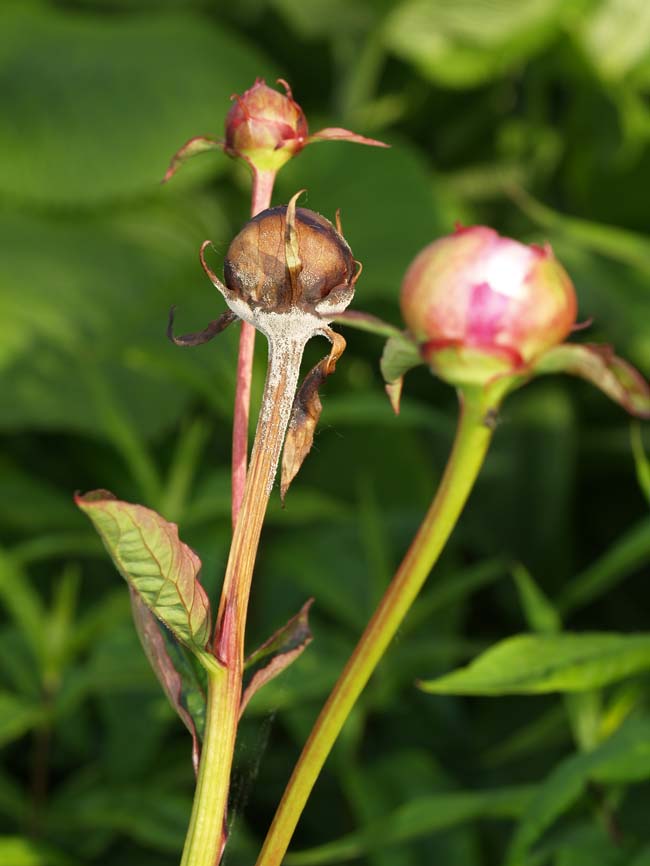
[163, 78, 388, 184]
[400, 225, 578, 387]
[224, 78, 308, 173]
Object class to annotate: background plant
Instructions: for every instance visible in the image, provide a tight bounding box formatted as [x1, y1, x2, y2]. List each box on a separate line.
[2, 1, 650, 865]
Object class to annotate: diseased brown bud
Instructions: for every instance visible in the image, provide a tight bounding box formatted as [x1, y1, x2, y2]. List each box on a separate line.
[223, 202, 357, 317]
[171, 192, 362, 500]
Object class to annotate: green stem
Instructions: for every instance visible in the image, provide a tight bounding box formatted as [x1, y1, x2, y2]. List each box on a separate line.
[180, 665, 231, 866]
[255, 388, 496, 866]
[180, 335, 307, 866]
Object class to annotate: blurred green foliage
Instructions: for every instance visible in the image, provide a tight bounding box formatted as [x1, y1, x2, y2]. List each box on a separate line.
[2, 0, 650, 864]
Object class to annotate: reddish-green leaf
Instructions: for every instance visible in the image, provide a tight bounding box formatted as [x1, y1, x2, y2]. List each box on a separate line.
[75, 491, 211, 654]
[130, 592, 206, 772]
[240, 599, 313, 716]
[533, 342, 650, 417]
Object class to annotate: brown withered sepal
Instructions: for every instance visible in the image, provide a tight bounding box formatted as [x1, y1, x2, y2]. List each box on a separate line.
[223, 206, 356, 314]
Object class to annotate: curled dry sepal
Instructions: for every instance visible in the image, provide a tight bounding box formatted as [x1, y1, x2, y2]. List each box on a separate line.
[380, 224, 650, 417]
[163, 77, 388, 184]
[75, 490, 314, 762]
[169, 190, 361, 498]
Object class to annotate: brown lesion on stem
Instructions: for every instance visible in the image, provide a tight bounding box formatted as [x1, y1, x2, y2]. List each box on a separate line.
[214, 334, 307, 668]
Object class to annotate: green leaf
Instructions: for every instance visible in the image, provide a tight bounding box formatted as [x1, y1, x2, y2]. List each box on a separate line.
[0, 458, 79, 532]
[284, 785, 535, 865]
[537, 823, 630, 866]
[0, 550, 46, 668]
[510, 187, 650, 277]
[0, 837, 79, 866]
[420, 632, 650, 695]
[405, 558, 507, 634]
[0, 204, 234, 441]
[75, 491, 212, 656]
[0, 5, 274, 205]
[0, 770, 27, 823]
[483, 705, 570, 767]
[334, 310, 402, 340]
[0, 693, 44, 748]
[576, 0, 650, 83]
[507, 717, 650, 865]
[379, 333, 423, 412]
[45, 777, 191, 853]
[630, 846, 650, 866]
[383, 0, 569, 88]
[558, 518, 650, 615]
[511, 563, 561, 634]
[271, 0, 377, 39]
[631, 423, 650, 505]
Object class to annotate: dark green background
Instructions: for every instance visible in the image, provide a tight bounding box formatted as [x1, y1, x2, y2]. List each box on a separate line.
[2, 1, 650, 864]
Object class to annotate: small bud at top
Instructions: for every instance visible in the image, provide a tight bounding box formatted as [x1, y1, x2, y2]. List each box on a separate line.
[225, 78, 308, 173]
[400, 225, 578, 387]
[163, 78, 388, 185]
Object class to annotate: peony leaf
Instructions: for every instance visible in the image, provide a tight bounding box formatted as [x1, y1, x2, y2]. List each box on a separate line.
[284, 784, 534, 865]
[419, 632, 650, 696]
[281, 329, 346, 501]
[507, 717, 650, 865]
[130, 591, 206, 773]
[163, 135, 223, 184]
[384, 0, 567, 88]
[240, 599, 313, 717]
[334, 310, 402, 339]
[379, 333, 422, 414]
[309, 127, 390, 148]
[511, 563, 561, 635]
[532, 342, 650, 418]
[631, 423, 650, 505]
[0, 5, 275, 205]
[75, 491, 212, 657]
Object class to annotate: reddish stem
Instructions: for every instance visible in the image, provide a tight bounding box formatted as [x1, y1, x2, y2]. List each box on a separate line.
[231, 168, 277, 527]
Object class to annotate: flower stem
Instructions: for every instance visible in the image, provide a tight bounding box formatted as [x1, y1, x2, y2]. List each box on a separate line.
[181, 334, 306, 866]
[231, 168, 277, 527]
[179, 664, 230, 866]
[254, 388, 496, 866]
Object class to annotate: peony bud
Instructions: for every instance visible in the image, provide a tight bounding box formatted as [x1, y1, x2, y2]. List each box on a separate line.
[223, 204, 356, 317]
[169, 192, 360, 499]
[169, 191, 359, 345]
[224, 78, 308, 173]
[163, 78, 388, 185]
[400, 225, 577, 387]
[382, 223, 650, 418]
